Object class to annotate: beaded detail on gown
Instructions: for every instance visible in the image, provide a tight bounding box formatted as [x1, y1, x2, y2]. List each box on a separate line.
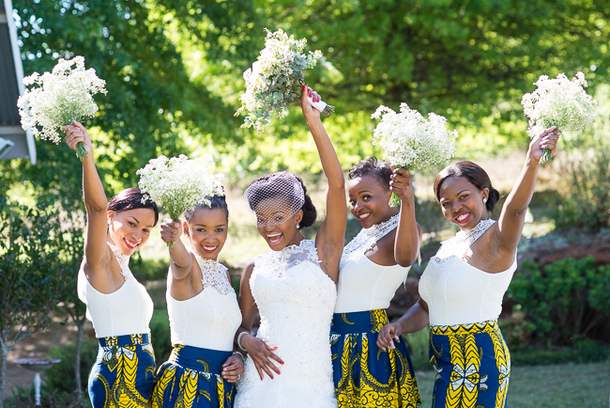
[235, 239, 338, 408]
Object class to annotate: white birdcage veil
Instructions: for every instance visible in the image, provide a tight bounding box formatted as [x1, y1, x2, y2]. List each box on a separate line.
[244, 172, 305, 227]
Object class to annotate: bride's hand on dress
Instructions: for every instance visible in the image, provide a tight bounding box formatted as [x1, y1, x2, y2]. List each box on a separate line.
[377, 322, 402, 351]
[242, 334, 284, 380]
[221, 354, 244, 383]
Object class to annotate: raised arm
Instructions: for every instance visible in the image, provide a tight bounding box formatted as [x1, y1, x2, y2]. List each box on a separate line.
[159, 219, 196, 298]
[64, 121, 111, 278]
[390, 167, 422, 266]
[495, 127, 560, 253]
[300, 87, 346, 283]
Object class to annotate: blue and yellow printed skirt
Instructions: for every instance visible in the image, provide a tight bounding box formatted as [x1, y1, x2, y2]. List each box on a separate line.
[429, 320, 511, 408]
[330, 309, 422, 408]
[89, 333, 156, 408]
[152, 344, 236, 408]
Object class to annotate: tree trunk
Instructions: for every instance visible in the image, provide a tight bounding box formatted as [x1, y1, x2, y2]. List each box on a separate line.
[74, 321, 84, 406]
[0, 343, 9, 408]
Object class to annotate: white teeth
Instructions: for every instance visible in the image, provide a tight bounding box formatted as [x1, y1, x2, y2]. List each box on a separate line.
[203, 246, 217, 251]
[456, 213, 468, 221]
[267, 233, 281, 237]
[358, 213, 369, 220]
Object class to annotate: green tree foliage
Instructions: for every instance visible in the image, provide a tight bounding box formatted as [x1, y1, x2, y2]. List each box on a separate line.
[0, 198, 66, 407]
[509, 256, 610, 346]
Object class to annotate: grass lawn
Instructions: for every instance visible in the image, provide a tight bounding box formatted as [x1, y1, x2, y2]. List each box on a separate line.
[414, 361, 610, 408]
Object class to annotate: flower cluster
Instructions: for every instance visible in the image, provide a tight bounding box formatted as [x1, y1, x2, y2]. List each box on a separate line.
[371, 103, 458, 206]
[17, 56, 107, 159]
[522, 72, 596, 163]
[235, 28, 322, 131]
[137, 155, 224, 244]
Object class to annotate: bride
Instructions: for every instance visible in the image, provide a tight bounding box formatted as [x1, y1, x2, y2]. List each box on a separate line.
[233, 87, 345, 408]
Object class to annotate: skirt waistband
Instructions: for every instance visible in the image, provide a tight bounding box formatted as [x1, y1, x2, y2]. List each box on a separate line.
[430, 319, 498, 336]
[169, 344, 232, 374]
[98, 333, 150, 347]
[331, 309, 389, 333]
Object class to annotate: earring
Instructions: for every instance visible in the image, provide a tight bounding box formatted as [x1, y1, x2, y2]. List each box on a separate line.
[296, 223, 301, 229]
[483, 198, 488, 204]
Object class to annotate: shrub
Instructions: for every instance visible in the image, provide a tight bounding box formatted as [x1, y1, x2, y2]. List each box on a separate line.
[509, 256, 610, 346]
[46, 336, 98, 394]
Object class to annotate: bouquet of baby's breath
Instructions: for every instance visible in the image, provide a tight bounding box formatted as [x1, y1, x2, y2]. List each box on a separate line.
[372, 103, 458, 206]
[522, 72, 597, 164]
[137, 154, 224, 246]
[17, 56, 107, 160]
[235, 28, 333, 132]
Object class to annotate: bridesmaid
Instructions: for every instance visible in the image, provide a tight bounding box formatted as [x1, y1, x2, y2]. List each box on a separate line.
[64, 121, 158, 407]
[152, 195, 243, 408]
[331, 157, 422, 408]
[378, 127, 561, 407]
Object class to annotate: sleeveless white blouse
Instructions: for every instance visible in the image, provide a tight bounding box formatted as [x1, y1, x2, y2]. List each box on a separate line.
[166, 254, 241, 351]
[418, 219, 517, 326]
[335, 252, 410, 313]
[78, 243, 154, 338]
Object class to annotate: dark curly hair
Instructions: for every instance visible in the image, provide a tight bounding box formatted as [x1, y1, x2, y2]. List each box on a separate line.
[348, 156, 392, 190]
[183, 195, 229, 222]
[246, 171, 317, 228]
[433, 161, 500, 213]
[108, 188, 159, 226]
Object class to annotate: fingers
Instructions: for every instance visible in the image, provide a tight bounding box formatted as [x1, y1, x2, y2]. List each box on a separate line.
[221, 356, 244, 383]
[376, 325, 396, 351]
[389, 168, 413, 198]
[63, 125, 85, 151]
[160, 218, 182, 243]
[540, 128, 561, 157]
[263, 340, 285, 365]
[243, 337, 283, 380]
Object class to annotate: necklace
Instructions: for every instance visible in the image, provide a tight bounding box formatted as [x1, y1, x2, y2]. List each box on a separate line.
[341, 214, 399, 268]
[191, 250, 233, 295]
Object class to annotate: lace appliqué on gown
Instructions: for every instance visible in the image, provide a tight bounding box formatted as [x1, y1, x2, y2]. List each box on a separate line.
[191, 251, 233, 296]
[432, 218, 496, 264]
[340, 214, 399, 269]
[107, 242, 132, 279]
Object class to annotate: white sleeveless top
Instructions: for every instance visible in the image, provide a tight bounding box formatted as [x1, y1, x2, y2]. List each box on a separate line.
[78, 243, 154, 338]
[418, 219, 517, 326]
[335, 215, 411, 313]
[166, 253, 241, 351]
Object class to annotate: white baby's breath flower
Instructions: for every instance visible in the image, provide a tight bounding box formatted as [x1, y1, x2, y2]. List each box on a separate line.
[371, 103, 458, 206]
[137, 154, 224, 234]
[235, 29, 325, 131]
[17, 56, 107, 159]
[521, 72, 596, 163]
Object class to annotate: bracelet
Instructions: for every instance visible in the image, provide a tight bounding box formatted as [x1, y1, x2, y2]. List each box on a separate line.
[233, 350, 246, 361]
[237, 331, 250, 352]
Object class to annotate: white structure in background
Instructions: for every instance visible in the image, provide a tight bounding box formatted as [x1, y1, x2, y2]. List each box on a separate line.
[0, 0, 36, 163]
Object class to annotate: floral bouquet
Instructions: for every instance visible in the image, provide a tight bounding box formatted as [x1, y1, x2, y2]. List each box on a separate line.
[137, 154, 224, 246]
[372, 103, 458, 206]
[235, 28, 333, 132]
[17, 56, 107, 160]
[521, 72, 596, 164]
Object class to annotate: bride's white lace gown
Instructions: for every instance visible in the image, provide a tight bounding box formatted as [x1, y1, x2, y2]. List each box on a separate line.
[235, 239, 338, 408]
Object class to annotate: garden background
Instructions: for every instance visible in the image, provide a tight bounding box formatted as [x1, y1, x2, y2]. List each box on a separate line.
[1, 0, 609, 407]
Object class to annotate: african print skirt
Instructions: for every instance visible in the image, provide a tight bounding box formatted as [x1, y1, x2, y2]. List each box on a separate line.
[330, 309, 422, 408]
[152, 344, 236, 408]
[88, 333, 156, 408]
[429, 320, 511, 408]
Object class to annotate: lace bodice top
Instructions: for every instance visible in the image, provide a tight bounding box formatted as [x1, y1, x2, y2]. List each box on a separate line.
[235, 239, 337, 408]
[167, 252, 241, 351]
[78, 242, 154, 338]
[335, 215, 411, 313]
[419, 219, 517, 326]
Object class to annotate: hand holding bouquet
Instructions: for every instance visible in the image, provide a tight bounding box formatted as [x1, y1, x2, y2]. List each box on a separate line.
[137, 154, 224, 246]
[17, 56, 107, 160]
[372, 103, 458, 206]
[521, 72, 596, 164]
[236, 28, 333, 132]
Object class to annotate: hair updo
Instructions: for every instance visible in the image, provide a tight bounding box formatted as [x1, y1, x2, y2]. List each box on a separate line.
[183, 195, 229, 222]
[108, 187, 159, 226]
[246, 171, 317, 229]
[347, 156, 392, 190]
[433, 161, 500, 213]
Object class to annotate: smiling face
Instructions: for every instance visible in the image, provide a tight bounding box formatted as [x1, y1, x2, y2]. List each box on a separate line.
[107, 208, 156, 256]
[438, 176, 489, 231]
[254, 197, 303, 250]
[348, 175, 395, 229]
[183, 207, 228, 260]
